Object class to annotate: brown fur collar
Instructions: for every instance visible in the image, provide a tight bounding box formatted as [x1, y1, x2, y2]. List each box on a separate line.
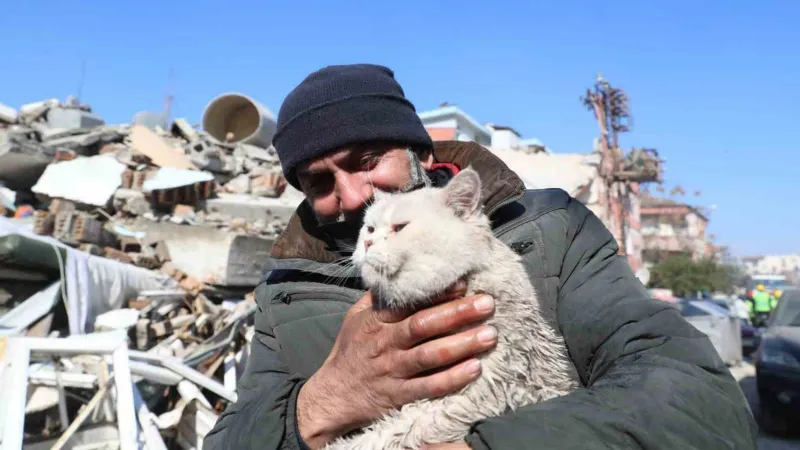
[269, 141, 525, 263]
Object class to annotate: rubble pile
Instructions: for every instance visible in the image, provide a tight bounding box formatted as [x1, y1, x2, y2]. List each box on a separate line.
[0, 95, 302, 449]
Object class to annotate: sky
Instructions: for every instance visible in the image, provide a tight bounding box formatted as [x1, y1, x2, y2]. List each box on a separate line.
[1, 0, 798, 257]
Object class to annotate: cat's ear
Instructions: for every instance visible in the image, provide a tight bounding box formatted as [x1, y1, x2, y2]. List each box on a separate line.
[443, 167, 482, 218]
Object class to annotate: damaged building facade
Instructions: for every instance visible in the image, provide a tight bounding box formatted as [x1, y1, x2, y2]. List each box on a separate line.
[418, 104, 659, 276]
[639, 193, 714, 268]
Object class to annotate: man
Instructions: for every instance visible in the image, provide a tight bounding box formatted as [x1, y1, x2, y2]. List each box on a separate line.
[204, 64, 757, 449]
[752, 284, 772, 327]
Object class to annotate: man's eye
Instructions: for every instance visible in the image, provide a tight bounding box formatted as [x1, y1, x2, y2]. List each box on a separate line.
[360, 154, 382, 169]
[302, 175, 333, 195]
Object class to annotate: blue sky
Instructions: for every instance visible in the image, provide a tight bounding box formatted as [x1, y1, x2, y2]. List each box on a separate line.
[1, 1, 797, 256]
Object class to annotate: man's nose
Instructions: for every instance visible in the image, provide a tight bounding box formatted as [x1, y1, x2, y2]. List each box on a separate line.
[335, 172, 373, 212]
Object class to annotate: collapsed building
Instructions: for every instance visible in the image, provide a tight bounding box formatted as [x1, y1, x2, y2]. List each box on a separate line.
[0, 94, 304, 449]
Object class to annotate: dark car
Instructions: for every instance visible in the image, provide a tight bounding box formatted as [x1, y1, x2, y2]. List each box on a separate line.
[754, 288, 800, 434]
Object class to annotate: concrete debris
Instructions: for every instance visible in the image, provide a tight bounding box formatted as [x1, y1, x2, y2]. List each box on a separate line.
[0, 103, 18, 124]
[45, 107, 105, 131]
[0, 93, 297, 448]
[32, 154, 127, 207]
[129, 125, 196, 170]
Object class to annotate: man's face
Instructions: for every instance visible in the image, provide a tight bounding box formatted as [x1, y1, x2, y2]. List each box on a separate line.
[296, 142, 433, 222]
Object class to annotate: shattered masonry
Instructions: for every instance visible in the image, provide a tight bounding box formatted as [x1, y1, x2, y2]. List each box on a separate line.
[0, 95, 304, 449]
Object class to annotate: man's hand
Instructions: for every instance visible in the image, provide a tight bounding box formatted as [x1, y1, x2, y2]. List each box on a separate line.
[296, 281, 497, 449]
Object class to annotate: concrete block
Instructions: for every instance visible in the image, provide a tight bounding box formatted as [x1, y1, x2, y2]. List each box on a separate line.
[42, 128, 125, 154]
[46, 107, 105, 130]
[0, 141, 54, 191]
[205, 194, 298, 224]
[171, 118, 198, 141]
[127, 219, 275, 287]
[113, 189, 153, 216]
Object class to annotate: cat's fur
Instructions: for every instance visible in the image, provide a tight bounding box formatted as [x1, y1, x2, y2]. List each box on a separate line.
[326, 168, 579, 450]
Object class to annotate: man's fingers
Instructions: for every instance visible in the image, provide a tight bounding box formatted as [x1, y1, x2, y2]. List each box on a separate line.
[399, 326, 497, 377]
[399, 358, 483, 404]
[431, 279, 469, 304]
[398, 294, 495, 348]
[375, 279, 469, 324]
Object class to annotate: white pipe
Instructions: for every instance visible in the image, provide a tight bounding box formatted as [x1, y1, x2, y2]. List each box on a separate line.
[112, 344, 138, 450]
[26, 330, 128, 354]
[132, 383, 168, 450]
[202, 93, 277, 148]
[129, 350, 238, 403]
[0, 339, 29, 450]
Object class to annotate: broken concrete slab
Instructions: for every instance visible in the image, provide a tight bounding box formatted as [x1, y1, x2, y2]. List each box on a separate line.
[0, 102, 18, 123]
[129, 125, 195, 170]
[126, 219, 275, 287]
[45, 107, 105, 130]
[205, 193, 299, 224]
[32, 154, 126, 207]
[113, 189, 153, 216]
[0, 138, 54, 191]
[142, 167, 214, 193]
[41, 127, 127, 155]
[223, 174, 250, 194]
[19, 99, 59, 115]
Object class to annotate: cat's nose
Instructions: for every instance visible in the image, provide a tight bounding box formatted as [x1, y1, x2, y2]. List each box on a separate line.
[364, 240, 373, 251]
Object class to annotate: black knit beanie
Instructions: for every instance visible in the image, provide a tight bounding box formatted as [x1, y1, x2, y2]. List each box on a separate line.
[273, 64, 434, 189]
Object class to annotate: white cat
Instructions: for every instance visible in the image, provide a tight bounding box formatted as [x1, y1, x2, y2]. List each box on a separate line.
[327, 167, 579, 450]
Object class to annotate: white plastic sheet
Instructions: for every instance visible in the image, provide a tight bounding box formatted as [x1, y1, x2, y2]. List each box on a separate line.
[0, 217, 177, 334]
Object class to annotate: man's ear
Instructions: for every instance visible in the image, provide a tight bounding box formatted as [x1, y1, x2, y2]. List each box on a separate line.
[443, 167, 482, 218]
[418, 148, 434, 171]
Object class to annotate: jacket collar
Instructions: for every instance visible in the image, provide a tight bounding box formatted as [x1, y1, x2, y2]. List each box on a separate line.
[269, 141, 525, 263]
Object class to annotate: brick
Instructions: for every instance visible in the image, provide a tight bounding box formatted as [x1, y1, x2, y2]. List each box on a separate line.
[33, 211, 55, 235]
[120, 236, 142, 253]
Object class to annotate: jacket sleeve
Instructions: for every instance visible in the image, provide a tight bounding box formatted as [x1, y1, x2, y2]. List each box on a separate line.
[203, 281, 307, 450]
[465, 197, 759, 450]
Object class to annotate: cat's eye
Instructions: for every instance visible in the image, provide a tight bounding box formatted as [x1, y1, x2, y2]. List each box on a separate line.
[392, 223, 408, 232]
[367, 226, 375, 233]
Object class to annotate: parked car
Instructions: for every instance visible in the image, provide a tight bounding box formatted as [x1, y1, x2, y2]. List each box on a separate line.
[754, 288, 800, 434]
[675, 299, 743, 366]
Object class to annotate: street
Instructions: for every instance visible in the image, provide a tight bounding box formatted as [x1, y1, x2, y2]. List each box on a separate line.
[730, 363, 800, 450]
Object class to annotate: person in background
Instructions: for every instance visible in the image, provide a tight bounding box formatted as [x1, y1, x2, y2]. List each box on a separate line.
[771, 289, 782, 310]
[752, 284, 773, 327]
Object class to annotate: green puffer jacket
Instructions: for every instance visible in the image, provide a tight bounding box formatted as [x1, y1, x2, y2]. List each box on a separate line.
[204, 141, 757, 450]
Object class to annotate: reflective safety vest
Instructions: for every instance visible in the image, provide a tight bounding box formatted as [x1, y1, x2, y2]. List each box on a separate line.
[753, 291, 772, 313]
